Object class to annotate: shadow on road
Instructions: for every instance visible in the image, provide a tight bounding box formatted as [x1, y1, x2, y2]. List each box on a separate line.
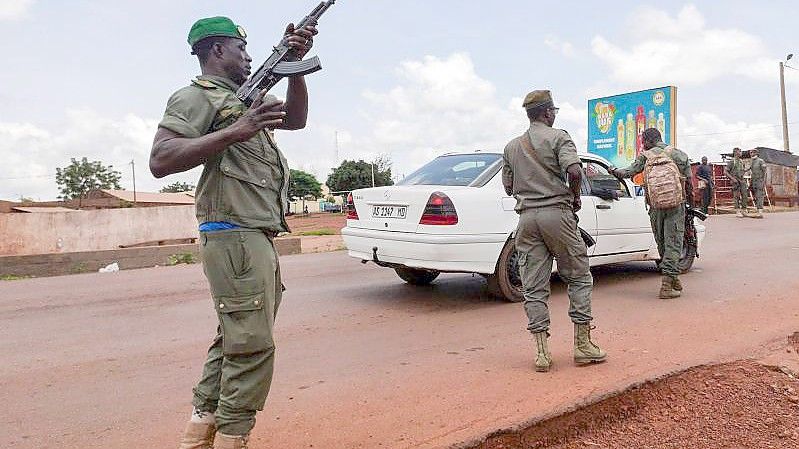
[347, 261, 663, 313]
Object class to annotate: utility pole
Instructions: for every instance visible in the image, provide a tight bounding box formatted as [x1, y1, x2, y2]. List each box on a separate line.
[130, 159, 137, 204]
[371, 161, 375, 187]
[779, 60, 790, 152]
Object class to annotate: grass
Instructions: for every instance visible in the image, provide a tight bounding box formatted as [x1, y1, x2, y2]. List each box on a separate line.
[167, 253, 197, 266]
[296, 228, 337, 236]
[0, 274, 30, 281]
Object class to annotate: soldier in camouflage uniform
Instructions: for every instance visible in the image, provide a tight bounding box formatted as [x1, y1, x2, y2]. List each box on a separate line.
[502, 90, 606, 373]
[610, 129, 693, 299]
[149, 17, 317, 449]
[749, 148, 767, 219]
[724, 147, 748, 217]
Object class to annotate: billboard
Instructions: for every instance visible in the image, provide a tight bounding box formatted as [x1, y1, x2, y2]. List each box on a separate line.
[587, 86, 677, 169]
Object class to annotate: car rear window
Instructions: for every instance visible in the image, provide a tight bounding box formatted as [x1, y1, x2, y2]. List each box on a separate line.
[397, 153, 502, 186]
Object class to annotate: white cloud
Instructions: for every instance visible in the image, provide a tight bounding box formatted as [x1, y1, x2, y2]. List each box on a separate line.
[0, 110, 203, 201]
[0, 0, 35, 20]
[591, 4, 794, 87]
[341, 53, 587, 178]
[676, 111, 784, 161]
[285, 53, 591, 182]
[544, 35, 576, 58]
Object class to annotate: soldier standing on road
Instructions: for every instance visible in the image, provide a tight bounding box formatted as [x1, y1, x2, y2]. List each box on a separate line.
[502, 90, 606, 373]
[724, 147, 748, 217]
[749, 148, 767, 219]
[610, 128, 693, 299]
[149, 17, 318, 449]
[696, 156, 714, 214]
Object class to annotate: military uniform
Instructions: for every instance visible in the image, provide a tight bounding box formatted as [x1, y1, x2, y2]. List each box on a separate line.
[696, 163, 714, 214]
[727, 156, 747, 212]
[160, 77, 289, 437]
[502, 90, 604, 372]
[616, 142, 691, 284]
[750, 155, 767, 215]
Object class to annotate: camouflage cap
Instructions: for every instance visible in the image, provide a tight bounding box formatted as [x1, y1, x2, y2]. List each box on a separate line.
[188, 16, 247, 47]
[522, 90, 554, 109]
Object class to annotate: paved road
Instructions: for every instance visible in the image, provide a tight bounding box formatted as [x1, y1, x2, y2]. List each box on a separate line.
[2, 213, 799, 449]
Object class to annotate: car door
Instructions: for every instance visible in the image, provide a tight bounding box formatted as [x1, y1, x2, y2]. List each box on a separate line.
[582, 160, 652, 256]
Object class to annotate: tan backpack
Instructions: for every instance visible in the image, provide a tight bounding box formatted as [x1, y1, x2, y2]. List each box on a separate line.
[643, 147, 684, 209]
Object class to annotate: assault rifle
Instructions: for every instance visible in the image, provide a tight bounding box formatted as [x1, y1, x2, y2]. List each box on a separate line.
[236, 0, 336, 105]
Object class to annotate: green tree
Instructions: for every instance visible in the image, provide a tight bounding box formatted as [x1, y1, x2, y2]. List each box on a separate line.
[326, 157, 393, 192]
[55, 157, 122, 207]
[289, 169, 323, 199]
[160, 181, 196, 193]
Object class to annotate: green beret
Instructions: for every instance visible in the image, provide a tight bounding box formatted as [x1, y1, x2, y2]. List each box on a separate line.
[188, 16, 247, 47]
[522, 90, 554, 109]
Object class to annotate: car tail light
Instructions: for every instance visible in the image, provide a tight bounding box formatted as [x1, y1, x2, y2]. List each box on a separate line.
[419, 192, 458, 225]
[346, 192, 359, 220]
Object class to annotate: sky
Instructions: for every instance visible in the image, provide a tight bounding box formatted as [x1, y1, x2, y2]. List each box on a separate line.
[0, 0, 797, 201]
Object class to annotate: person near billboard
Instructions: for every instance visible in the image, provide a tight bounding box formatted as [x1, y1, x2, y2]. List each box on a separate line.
[696, 156, 714, 214]
[724, 148, 748, 217]
[610, 128, 692, 299]
[502, 89, 606, 373]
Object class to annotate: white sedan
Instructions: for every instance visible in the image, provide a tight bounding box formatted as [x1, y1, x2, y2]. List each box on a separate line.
[341, 151, 705, 302]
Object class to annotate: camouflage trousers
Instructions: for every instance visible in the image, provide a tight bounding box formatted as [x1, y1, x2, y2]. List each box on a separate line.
[752, 181, 765, 209]
[192, 229, 282, 436]
[731, 181, 747, 209]
[515, 206, 593, 334]
[649, 206, 685, 277]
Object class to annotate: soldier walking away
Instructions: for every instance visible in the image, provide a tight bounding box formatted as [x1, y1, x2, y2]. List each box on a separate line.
[724, 147, 748, 217]
[149, 17, 318, 449]
[749, 148, 767, 219]
[696, 156, 714, 214]
[502, 90, 606, 373]
[611, 129, 693, 299]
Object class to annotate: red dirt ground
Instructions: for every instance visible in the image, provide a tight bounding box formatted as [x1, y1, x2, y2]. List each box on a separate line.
[285, 212, 346, 234]
[473, 349, 799, 449]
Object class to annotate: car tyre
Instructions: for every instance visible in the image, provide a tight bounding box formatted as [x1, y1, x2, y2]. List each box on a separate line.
[677, 241, 696, 273]
[394, 267, 440, 285]
[487, 239, 524, 302]
[652, 242, 697, 274]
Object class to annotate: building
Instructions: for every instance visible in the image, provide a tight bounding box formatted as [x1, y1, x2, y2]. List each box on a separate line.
[691, 147, 799, 211]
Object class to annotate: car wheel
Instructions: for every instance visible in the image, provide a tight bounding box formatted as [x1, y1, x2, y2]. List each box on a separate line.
[487, 239, 524, 302]
[394, 267, 440, 285]
[653, 242, 697, 274]
[678, 241, 697, 273]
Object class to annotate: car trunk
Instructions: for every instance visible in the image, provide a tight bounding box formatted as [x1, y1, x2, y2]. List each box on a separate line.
[349, 185, 465, 233]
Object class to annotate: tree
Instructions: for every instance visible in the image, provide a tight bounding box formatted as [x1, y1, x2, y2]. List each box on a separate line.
[326, 158, 393, 192]
[288, 169, 322, 199]
[55, 157, 122, 207]
[160, 181, 196, 193]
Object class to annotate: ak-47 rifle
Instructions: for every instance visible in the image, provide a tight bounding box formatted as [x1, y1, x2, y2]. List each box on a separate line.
[236, 0, 336, 105]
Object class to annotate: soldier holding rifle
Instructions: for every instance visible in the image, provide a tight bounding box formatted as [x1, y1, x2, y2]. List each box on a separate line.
[149, 9, 325, 449]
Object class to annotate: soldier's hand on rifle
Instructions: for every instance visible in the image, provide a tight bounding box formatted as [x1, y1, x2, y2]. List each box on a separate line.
[284, 21, 319, 60]
[228, 91, 286, 142]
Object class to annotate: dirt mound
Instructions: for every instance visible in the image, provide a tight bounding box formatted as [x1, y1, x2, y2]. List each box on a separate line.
[470, 360, 799, 449]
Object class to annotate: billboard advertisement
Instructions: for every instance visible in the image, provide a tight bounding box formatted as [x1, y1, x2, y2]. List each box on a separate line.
[587, 86, 677, 169]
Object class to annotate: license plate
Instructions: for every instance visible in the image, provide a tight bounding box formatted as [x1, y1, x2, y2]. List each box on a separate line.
[372, 205, 407, 219]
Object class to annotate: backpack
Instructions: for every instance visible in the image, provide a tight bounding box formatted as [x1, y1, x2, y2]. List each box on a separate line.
[643, 147, 684, 209]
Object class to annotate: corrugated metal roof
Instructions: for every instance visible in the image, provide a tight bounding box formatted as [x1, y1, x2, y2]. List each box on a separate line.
[720, 147, 799, 167]
[12, 206, 79, 213]
[99, 189, 195, 204]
